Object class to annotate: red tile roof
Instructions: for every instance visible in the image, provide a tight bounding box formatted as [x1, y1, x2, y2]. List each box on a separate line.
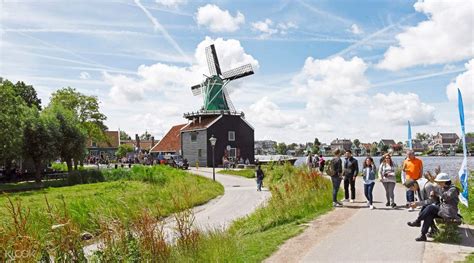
[150, 124, 187, 153]
[181, 116, 220, 132]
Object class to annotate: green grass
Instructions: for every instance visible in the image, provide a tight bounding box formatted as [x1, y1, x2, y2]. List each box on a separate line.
[97, 165, 336, 262]
[0, 179, 67, 192]
[218, 169, 256, 178]
[459, 172, 473, 225]
[0, 165, 223, 244]
[462, 253, 474, 263]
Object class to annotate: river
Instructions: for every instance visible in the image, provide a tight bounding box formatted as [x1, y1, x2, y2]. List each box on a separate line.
[295, 156, 473, 177]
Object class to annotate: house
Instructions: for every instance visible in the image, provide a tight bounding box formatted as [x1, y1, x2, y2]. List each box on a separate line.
[432, 133, 460, 154]
[255, 140, 277, 155]
[330, 139, 352, 152]
[319, 143, 332, 156]
[87, 130, 120, 160]
[150, 124, 187, 155]
[411, 139, 426, 153]
[181, 112, 254, 167]
[378, 139, 396, 152]
[359, 143, 372, 156]
[120, 134, 158, 153]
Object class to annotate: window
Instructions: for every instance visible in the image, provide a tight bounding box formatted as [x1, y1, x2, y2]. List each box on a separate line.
[198, 149, 202, 157]
[229, 148, 236, 158]
[228, 131, 235, 141]
[92, 141, 97, 147]
[191, 132, 197, 142]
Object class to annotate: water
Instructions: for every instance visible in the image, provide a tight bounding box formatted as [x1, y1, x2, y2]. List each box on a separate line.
[295, 156, 474, 177]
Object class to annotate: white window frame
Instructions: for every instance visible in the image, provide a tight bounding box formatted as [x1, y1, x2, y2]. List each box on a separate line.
[228, 131, 235, 141]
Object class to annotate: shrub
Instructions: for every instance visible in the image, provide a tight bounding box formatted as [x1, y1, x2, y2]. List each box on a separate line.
[67, 170, 105, 185]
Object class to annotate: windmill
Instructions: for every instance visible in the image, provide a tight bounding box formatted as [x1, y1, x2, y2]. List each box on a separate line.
[191, 44, 254, 112]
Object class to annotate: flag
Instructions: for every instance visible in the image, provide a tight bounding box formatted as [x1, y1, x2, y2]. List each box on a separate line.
[458, 88, 468, 207]
[408, 120, 413, 150]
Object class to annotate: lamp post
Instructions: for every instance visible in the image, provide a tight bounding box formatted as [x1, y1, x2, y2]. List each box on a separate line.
[209, 135, 217, 181]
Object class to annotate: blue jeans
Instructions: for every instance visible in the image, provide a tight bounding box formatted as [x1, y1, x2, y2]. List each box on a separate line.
[257, 179, 263, 191]
[364, 182, 375, 205]
[406, 189, 415, 203]
[331, 177, 342, 203]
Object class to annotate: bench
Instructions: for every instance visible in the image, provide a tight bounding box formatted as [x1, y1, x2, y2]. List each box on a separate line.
[433, 216, 463, 243]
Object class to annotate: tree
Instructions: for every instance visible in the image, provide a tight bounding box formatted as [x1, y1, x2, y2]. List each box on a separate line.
[276, 142, 287, 155]
[370, 144, 378, 156]
[353, 139, 360, 147]
[50, 87, 107, 142]
[120, 130, 131, 140]
[0, 83, 28, 171]
[23, 109, 60, 183]
[140, 131, 152, 140]
[46, 105, 87, 172]
[116, 144, 134, 159]
[0, 78, 42, 109]
[381, 145, 389, 153]
[314, 138, 321, 146]
[416, 132, 430, 141]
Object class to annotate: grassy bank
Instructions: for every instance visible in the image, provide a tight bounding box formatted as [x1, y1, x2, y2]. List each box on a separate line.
[218, 169, 256, 178]
[459, 172, 473, 225]
[0, 165, 223, 260]
[93, 164, 335, 262]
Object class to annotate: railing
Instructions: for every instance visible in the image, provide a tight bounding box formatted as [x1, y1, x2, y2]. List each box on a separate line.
[183, 110, 245, 118]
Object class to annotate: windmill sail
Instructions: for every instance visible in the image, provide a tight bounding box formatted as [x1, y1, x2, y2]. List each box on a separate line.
[206, 44, 222, 76]
[222, 64, 254, 81]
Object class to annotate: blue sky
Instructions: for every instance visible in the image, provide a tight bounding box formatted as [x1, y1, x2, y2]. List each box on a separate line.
[1, 0, 472, 143]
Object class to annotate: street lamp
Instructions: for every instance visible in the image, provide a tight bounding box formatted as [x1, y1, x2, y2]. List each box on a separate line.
[209, 135, 217, 181]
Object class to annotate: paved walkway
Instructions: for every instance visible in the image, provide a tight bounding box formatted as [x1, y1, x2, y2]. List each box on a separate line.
[267, 177, 474, 263]
[184, 167, 270, 230]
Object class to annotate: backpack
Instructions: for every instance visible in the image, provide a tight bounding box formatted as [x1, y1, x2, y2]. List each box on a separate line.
[327, 159, 338, 177]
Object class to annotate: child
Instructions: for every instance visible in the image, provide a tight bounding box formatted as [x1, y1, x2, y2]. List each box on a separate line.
[362, 157, 376, 209]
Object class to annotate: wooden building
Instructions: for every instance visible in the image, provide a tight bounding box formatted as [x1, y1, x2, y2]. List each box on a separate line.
[181, 112, 254, 167]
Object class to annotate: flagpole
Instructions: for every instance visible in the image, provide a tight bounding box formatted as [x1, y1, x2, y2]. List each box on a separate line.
[457, 88, 469, 207]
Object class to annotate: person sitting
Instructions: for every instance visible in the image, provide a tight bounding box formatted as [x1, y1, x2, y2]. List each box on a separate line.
[407, 173, 460, 241]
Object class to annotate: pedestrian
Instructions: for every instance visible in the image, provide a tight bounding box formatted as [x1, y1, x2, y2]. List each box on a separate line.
[306, 153, 313, 170]
[312, 154, 320, 169]
[362, 157, 376, 209]
[319, 154, 325, 173]
[341, 150, 359, 203]
[256, 165, 264, 191]
[330, 149, 343, 207]
[402, 150, 423, 211]
[407, 173, 460, 241]
[379, 153, 397, 208]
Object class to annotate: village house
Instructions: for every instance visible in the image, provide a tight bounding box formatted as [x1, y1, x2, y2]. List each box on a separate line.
[87, 130, 120, 160]
[120, 134, 158, 153]
[330, 139, 352, 152]
[150, 124, 186, 156]
[254, 140, 277, 155]
[430, 132, 460, 155]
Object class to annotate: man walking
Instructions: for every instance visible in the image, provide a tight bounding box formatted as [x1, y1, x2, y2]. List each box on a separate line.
[342, 150, 359, 203]
[330, 149, 343, 207]
[402, 150, 423, 211]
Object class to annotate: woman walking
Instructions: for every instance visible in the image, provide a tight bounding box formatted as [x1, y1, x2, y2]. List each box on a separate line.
[362, 157, 376, 209]
[256, 165, 264, 191]
[379, 154, 397, 208]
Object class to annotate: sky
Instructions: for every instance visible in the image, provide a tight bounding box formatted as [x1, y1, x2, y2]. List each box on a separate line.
[0, 0, 473, 144]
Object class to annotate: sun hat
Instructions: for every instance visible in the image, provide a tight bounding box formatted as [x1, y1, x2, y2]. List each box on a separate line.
[434, 173, 451, 182]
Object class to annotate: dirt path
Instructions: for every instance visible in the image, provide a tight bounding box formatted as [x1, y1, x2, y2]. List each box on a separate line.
[266, 178, 474, 262]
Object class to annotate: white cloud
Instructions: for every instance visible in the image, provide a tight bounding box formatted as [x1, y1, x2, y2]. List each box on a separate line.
[196, 4, 245, 32]
[104, 37, 259, 103]
[350, 24, 363, 35]
[292, 56, 370, 115]
[369, 92, 435, 125]
[377, 0, 474, 70]
[156, 0, 186, 8]
[251, 19, 298, 38]
[79, 71, 90, 79]
[446, 59, 474, 103]
[251, 19, 278, 39]
[248, 97, 307, 129]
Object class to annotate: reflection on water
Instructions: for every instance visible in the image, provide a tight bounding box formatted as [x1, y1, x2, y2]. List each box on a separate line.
[295, 156, 473, 177]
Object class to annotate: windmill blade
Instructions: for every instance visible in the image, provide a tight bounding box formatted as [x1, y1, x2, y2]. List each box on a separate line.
[205, 44, 222, 76]
[222, 64, 254, 81]
[223, 87, 236, 112]
[191, 83, 202, 96]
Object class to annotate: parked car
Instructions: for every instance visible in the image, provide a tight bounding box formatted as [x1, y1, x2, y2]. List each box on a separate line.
[162, 155, 189, 170]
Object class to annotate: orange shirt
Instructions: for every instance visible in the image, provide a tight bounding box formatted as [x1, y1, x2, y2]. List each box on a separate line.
[403, 158, 423, 180]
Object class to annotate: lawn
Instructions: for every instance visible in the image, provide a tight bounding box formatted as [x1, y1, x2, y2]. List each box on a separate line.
[0, 165, 223, 254]
[218, 169, 256, 178]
